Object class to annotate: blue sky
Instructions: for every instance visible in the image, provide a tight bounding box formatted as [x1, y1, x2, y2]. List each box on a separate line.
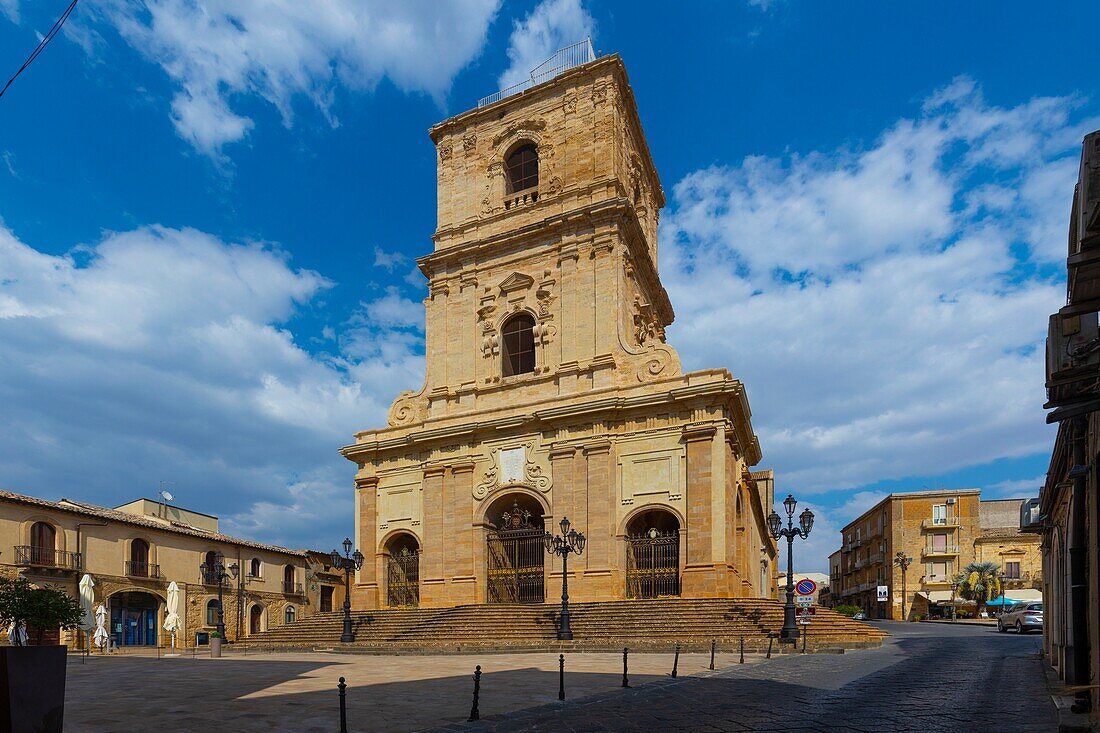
[0, 0, 1096, 571]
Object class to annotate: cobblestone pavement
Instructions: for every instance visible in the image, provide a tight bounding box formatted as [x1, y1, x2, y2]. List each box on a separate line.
[433, 622, 1057, 733]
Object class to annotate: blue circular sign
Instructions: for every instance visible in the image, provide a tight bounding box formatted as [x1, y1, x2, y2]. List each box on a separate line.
[795, 578, 817, 596]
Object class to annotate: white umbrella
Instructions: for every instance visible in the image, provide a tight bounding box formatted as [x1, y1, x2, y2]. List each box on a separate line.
[6, 622, 27, 646]
[163, 581, 181, 650]
[93, 604, 109, 651]
[78, 574, 95, 656]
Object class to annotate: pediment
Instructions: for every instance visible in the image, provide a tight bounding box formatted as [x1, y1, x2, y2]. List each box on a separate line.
[498, 272, 535, 293]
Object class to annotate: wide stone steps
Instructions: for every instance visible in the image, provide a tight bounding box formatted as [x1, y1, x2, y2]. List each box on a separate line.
[241, 598, 886, 652]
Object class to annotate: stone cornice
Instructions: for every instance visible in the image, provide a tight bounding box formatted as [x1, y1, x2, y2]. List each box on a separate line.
[341, 371, 761, 466]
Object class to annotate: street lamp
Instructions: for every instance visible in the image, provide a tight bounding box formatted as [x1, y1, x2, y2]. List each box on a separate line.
[544, 516, 586, 640]
[950, 580, 959, 622]
[331, 538, 365, 643]
[767, 494, 814, 644]
[199, 552, 238, 640]
[894, 552, 913, 621]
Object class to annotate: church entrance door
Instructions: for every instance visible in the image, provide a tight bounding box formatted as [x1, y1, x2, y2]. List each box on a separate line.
[386, 533, 421, 607]
[625, 509, 681, 599]
[486, 498, 545, 604]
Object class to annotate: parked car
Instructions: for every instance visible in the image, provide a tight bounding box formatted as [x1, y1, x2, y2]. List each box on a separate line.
[852, 611, 868, 621]
[997, 602, 1043, 633]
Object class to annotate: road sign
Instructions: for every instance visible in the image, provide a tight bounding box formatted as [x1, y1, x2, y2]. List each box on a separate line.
[877, 585, 889, 602]
[795, 578, 818, 596]
[795, 595, 813, 607]
[796, 606, 817, 615]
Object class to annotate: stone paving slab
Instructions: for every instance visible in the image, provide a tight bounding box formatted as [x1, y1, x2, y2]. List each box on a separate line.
[63, 649, 756, 733]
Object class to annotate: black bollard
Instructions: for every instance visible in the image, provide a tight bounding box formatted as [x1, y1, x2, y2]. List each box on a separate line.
[622, 647, 629, 688]
[739, 634, 745, 664]
[766, 634, 774, 659]
[709, 639, 716, 670]
[338, 677, 348, 733]
[671, 643, 680, 678]
[468, 665, 482, 722]
[558, 654, 566, 701]
[802, 625, 807, 654]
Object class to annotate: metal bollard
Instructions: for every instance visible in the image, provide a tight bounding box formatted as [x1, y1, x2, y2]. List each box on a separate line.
[622, 647, 629, 688]
[671, 643, 680, 678]
[558, 654, 566, 701]
[709, 639, 716, 670]
[739, 635, 745, 664]
[801, 626, 807, 654]
[338, 677, 348, 733]
[468, 665, 482, 722]
[766, 635, 773, 659]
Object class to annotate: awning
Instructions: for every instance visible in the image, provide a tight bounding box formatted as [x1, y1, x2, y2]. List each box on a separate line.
[916, 590, 973, 604]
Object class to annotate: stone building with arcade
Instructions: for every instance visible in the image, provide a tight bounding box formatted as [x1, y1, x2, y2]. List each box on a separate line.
[341, 46, 778, 610]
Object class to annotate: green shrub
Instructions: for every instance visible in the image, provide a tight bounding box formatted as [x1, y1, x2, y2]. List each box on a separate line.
[0, 577, 84, 646]
[834, 604, 862, 617]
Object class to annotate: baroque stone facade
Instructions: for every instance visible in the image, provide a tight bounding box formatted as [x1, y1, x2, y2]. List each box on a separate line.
[341, 55, 778, 610]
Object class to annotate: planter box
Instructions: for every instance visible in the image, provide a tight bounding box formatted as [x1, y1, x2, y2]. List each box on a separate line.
[210, 637, 222, 658]
[0, 645, 67, 733]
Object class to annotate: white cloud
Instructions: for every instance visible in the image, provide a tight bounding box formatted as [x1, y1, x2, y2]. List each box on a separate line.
[498, 0, 594, 90]
[0, 222, 422, 549]
[0, 0, 18, 23]
[85, 0, 501, 159]
[984, 475, 1044, 499]
[661, 78, 1098, 504]
[373, 246, 408, 272]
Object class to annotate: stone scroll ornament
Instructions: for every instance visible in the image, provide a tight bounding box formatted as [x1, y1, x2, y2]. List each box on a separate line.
[473, 443, 552, 499]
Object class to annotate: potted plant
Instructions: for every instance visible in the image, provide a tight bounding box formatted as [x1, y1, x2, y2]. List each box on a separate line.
[0, 577, 84, 733]
[210, 631, 223, 658]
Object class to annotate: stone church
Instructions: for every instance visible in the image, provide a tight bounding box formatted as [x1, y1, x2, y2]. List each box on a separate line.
[341, 49, 778, 610]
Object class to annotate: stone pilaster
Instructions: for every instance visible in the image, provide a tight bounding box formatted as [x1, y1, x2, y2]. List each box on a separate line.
[420, 466, 447, 606]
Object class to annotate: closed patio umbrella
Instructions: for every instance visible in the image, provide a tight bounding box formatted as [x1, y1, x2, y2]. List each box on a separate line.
[78, 574, 95, 656]
[6, 622, 27, 646]
[163, 581, 181, 651]
[93, 604, 109, 651]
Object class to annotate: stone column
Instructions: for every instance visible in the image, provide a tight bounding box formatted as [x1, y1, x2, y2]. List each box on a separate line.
[582, 440, 613, 598]
[355, 475, 379, 610]
[420, 466, 447, 606]
[450, 462, 477, 606]
[682, 425, 718, 597]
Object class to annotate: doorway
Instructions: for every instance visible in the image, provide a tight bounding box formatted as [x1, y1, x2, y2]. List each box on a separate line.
[485, 495, 546, 604]
[110, 591, 160, 647]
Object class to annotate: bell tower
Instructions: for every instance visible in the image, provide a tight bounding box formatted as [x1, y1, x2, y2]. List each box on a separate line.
[343, 50, 772, 612]
[387, 52, 681, 425]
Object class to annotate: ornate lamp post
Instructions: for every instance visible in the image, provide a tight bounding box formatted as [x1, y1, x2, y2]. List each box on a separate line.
[894, 552, 913, 621]
[199, 552, 238, 640]
[331, 538, 365, 643]
[767, 494, 814, 644]
[544, 516, 586, 640]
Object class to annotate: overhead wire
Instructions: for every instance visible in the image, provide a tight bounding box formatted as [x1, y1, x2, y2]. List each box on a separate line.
[0, 0, 81, 101]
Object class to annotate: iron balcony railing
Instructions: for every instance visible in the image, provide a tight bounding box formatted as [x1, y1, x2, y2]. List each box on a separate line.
[125, 561, 160, 578]
[922, 545, 960, 557]
[282, 581, 304, 595]
[200, 570, 229, 587]
[478, 38, 596, 108]
[14, 546, 82, 570]
[921, 518, 961, 530]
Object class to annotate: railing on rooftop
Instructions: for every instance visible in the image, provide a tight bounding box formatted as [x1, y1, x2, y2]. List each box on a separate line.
[478, 38, 597, 108]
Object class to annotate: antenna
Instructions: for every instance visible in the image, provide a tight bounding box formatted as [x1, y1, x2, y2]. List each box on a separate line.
[158, 481, 175, 519]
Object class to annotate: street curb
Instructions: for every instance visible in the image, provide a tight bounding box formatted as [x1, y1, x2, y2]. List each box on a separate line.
[1042, 657, 1095, 732]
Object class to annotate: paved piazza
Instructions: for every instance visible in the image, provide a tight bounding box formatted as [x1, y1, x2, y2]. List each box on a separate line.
[65, 623, 1056, 733]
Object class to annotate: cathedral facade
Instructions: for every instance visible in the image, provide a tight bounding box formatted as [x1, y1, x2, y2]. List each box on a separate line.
[341, 53, 777, 610]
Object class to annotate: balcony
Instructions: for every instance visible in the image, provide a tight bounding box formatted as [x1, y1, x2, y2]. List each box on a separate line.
[200, 570, 229, 587]
[282, 581, 304, 595]
[246, 573, 263, 584]
[921, 518, 960, 530]
[868, 552, 885, 565]
[125, 561, 161, 578]
[923, 575, 951, 586]
[14, 546, 82, 571]
[922, 545, 960, 558]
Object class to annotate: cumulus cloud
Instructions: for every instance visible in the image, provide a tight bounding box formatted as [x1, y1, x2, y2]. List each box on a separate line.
[661, 78, 1097, 528]
[498, 0, 594, 90]
[0, 223, 422, 549]
[84, 0, 501, 159]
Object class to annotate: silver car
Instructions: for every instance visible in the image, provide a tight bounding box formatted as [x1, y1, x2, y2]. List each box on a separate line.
[997, 602, 1043, 633]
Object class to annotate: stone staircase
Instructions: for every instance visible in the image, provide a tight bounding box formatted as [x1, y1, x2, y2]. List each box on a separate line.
[241, 598, 886, 653]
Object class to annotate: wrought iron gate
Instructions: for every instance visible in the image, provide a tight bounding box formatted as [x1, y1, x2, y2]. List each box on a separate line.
[387, 548, 420, 607]
[486, 502, 545, 603]
[626, 530, 680, 598]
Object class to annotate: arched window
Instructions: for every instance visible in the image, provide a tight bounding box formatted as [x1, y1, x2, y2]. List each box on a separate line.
[284, 605, 296, 624]
[129, 539, 150, 576]
[29, 522, 55, 565]
[250, 558, 261, 578]
[283, 564, 296, 594]
[501, 313, 536, 377]
[505, 144, 538, 193]
[206, 599, 219, 626]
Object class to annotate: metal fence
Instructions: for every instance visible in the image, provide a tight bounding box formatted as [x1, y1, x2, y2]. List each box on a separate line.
[478, 38, 596, 108]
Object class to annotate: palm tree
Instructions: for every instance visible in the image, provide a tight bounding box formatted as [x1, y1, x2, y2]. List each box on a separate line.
[954, 562, 1002, 617]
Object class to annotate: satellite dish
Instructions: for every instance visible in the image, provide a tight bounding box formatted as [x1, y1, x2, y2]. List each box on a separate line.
[160, 491, 174, 502]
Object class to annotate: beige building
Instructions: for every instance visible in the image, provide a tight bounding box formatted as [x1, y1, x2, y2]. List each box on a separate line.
[830, 489, 1040, 620]
[0, 489, 343, 647]
[340, 48, 778, 610]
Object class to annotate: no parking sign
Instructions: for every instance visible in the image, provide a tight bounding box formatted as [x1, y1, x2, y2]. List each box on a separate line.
[795, 578, 817, 596]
